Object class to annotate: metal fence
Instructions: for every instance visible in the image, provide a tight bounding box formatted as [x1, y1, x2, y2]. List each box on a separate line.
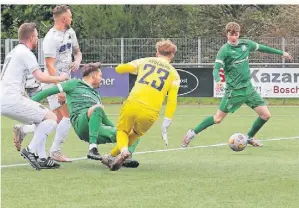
[1, 37, 299, 67]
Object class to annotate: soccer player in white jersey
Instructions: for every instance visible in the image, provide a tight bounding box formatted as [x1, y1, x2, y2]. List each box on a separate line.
[13, 5, 82, 162]
[1, 23, 69, 170]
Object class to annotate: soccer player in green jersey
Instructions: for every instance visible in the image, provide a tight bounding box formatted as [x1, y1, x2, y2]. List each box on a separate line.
[182, 22, 293, 147]
[31, 62, 140, 168]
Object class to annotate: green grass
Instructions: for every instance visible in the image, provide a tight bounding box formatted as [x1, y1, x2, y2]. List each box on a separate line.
[2, 105, 299, 208]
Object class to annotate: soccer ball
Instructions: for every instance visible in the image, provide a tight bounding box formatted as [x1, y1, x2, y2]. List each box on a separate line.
[228, 133, 247, 152]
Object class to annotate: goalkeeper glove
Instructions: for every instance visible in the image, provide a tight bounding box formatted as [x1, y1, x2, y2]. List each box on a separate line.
[161, 118, 172, 146]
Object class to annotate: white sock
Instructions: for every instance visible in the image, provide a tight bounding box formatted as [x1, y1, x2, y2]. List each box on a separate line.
[22, 124, 36, 134]
[89, 143, 97, 150]
[37, 136, 47, 159]
[28, 119, 57, 155]
[50, 117, 71, 153]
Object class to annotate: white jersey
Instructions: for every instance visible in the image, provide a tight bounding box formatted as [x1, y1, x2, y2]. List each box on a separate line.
[43, 27, 79, 76]
[0, 44, 40, 97]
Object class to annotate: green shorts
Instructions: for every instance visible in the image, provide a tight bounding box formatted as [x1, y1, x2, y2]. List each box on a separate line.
[72, 110, 117, 144]
[219, 85, 266, 113]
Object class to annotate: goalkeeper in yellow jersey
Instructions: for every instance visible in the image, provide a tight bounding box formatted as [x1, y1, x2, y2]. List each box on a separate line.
[102, 39, 180, 171]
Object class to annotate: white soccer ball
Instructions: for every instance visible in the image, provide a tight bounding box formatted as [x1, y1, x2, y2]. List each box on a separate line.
[228, 133, 247, 152]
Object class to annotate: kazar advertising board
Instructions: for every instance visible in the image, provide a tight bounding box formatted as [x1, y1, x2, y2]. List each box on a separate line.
[214, 68, 299, 98]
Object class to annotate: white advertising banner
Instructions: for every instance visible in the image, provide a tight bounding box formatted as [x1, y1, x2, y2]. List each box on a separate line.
[213, 68, 299, 98]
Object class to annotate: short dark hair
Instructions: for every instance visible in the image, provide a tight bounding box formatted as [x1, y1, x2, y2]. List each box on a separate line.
[18, 22, 36, 41]
[82, 62, 101, 77]
[53, 5, 70, 19]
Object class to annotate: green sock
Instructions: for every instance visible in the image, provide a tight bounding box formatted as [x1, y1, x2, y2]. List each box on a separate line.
[128, 139, 140, 154]
[193, 116, 215, 134]
[89, 107, 114, 144]
[247, 117, 268, 138]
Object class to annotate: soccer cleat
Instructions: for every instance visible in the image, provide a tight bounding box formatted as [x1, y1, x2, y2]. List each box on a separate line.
[87, 147, 102, 161]
[50, 150, 72, 162]
[21, 147, 41, 170]
[110, 149, 131, 171]
[182, 129, 196, 148]
[101, 155, 115, 168]
[38, 157, 61, 169]
[247, 138, 263, 147]
[123, 156, 139, 168]
[13, 124, 27, 152]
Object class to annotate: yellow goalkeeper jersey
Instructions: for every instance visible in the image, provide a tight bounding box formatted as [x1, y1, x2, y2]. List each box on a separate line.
[116, 57, 180, 119]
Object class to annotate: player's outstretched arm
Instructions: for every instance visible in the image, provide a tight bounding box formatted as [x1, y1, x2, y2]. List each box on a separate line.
[115, 64, 137, 74]
[31, 79, 77, 102]
[31, 85, 61, 102]
[32, 69, 68, 84]
[249, 40, 293, 60]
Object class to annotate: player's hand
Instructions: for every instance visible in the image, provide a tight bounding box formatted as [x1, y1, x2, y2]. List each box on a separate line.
[59, 73, 69, 82]
[282, 52, 293, 61]
[161, 118, 172, 146]
[215, 82, 224, 90]
[57, 93, 66, 105]
[69, 61, 81, 72]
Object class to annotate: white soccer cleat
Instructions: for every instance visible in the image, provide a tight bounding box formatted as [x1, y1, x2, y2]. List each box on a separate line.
[182, 129, 196, 148]
[50, 150, 72, 162]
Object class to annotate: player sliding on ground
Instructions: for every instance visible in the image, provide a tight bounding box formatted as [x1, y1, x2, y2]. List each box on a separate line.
[31, 62, 140, 168]
[182, 22, 293, 148]
[102, 39, 180, 171]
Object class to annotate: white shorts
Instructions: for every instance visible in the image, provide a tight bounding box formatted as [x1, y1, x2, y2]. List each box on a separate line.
[42, 84, 63, 110]
[1, 96, 49, 124]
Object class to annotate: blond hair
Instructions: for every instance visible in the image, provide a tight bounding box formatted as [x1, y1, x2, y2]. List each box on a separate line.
[225, 22, 241, 34]
[156, 39, 177, 56]
[18, 22, 36, 41]
[53, 5, 70, 19]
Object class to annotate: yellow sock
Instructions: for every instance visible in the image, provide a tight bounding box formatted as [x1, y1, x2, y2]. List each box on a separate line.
[128, 130, 140, 147]
[117, 130, 129, 152]
[110, 145, 120, 157]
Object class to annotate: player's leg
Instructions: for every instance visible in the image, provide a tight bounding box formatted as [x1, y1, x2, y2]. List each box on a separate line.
[12, 86, 42, 151]
[182, 89, 245, 147]
[245, 89, 269, 147]
[103, 101, 136, 170]
[13, 123, 36, 151]
[110, 106, 158, 171]
[47, 94, 72, 162]
[86, 105, 116, 160]
[3, 97, 60, 170]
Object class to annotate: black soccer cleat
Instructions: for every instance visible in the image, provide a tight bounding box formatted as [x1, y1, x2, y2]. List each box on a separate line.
[87, 147, 102, 161]
[21, 147, 41, 170]
[38, 157, 61, 169]
[122, 156, 140, 168]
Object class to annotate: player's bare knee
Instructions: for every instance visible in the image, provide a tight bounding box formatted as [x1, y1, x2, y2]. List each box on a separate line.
[213, 115, 223, 124]
[261, 111, 271, 121]
[44, 111, 57, 122]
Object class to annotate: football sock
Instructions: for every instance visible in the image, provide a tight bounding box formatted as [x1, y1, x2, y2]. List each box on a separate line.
[247, 117, 268, 138]
[116, 130, 129, 153]
[89, 143, 97, 150]
[110, 145, 120, 157]
[193, 116, 215, 134]
[29, 119, 57, 155]
[22, 124, 36, 134]
[50, 117, 71, 153]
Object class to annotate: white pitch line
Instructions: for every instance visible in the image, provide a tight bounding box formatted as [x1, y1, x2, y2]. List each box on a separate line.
[105, 114, 298, 117]
[1, 136, 299, 169]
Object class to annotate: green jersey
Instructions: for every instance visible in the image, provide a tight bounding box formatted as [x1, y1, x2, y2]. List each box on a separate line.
[213, 39, 283, 89]
[31, 79, 103, 123]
